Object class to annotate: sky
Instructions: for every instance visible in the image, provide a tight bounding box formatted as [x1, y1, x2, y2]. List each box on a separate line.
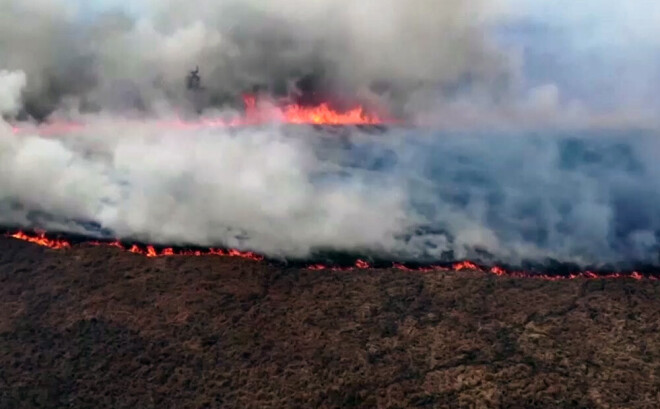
[500, 1, 660, 112]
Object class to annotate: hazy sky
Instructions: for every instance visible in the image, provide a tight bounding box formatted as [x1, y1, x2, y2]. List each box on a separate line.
[503, 1, 660, 113]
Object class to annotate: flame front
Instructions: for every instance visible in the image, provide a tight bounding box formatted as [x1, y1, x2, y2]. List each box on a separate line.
[7, 231, 262, 261]
[10, 95, 386, 136]
[282, 103, 381, 125]
[242, 94, 383, 125]
[5, 230, 657, 280]
[10, 231, 71, 250]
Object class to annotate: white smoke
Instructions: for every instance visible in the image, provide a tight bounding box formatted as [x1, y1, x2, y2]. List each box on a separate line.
[0, 116, 413, 258]
[1, 1, 660, 268]
[0, 0, 518, 119]
[3, 112, 660, 267]
[0, 70, 26, 116]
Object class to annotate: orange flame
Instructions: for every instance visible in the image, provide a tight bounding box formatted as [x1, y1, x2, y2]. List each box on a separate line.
[242, 94, 383, 125]
[10, 95, 387, 136]
[10, 231, 71, 250]
[7, 231, 263, 261]
[490, 266, 507, 276]
[5, 230, 658, 280]
[282, 103, 381, 125]
[453, 261, 481, 271]
[355, 259, 371, 269]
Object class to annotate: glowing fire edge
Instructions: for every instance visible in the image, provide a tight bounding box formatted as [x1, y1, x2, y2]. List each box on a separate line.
[6, 230, 655, 281]
[10, 96, 389, 136]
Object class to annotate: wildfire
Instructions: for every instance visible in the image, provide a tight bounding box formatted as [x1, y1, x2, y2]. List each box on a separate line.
[283, 103, 380, 125]
[7, 231, 262, 261]
[453, 261, 480, 271]
[10, 95, 386, 136]
[240, 94, 384, 125]
[10, 231, 71, 250]
[5, 230, 657, 281]
[110, 243, 264, 261]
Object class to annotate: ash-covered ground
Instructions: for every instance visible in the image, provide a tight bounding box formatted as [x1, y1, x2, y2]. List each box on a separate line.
[1, 237, 659, 409]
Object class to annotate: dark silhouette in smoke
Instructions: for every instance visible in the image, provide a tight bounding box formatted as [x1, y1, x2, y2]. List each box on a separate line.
[186, 66, 201, 91]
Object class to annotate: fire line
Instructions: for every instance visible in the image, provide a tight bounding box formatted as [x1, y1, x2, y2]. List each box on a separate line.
[5, 230, 656, 281]
[10, 96, 388, 135]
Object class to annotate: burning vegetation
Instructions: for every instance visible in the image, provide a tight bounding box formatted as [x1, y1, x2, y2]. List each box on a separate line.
[5, 70, 660, 276]
[10, 93, 387, 136]
[6, 230, 655, 281]
[3, 3, 660, 407]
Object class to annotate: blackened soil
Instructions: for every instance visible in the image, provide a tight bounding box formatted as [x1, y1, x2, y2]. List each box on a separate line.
[1, 237, 659, 408]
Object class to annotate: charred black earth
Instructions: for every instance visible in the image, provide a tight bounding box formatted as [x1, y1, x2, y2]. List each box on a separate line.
[1, 236, 660, 408]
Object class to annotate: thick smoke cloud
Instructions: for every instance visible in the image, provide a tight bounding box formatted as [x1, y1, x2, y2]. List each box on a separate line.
[0, 120, 409, 257]
[2, 120, 660, 268]
[2, 0, 660, 269]
[1, 0, 515, 119]
[1, 0, 656, 125]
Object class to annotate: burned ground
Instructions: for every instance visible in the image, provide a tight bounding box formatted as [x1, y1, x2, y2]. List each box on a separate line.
[0, 237, 659, 408]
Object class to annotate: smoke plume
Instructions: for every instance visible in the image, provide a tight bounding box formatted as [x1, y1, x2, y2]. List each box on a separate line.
[1, 0, 659, 269]
[0, 0, 516, 119]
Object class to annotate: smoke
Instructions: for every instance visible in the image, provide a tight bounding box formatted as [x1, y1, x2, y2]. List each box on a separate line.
[0, 70, 26, 116]
[0, 0, 517, 119]
[2, 0, 657, 125]
[2, 1, 660, 269]
[2, 120, 660, 268]
[0, 121, 410, 257]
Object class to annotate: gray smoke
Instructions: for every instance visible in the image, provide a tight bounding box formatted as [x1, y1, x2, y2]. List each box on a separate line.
[0, 0, 516, 119]
[3, 112, 660, 268]
[2, 1, 659, 269]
